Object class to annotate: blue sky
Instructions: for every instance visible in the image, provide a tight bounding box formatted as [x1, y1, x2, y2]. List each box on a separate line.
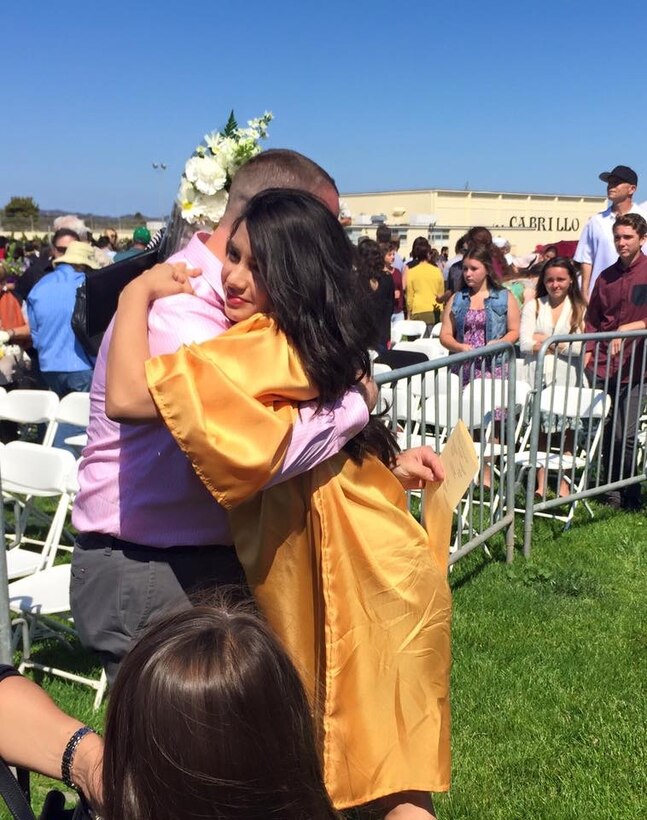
[3, 0, 647, 216]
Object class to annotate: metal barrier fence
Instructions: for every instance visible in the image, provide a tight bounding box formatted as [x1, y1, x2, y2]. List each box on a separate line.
[521, 329, 647, 556]
[2, 331, 646, 664]
[374, 328, 647, 564]
[374, 341, 519, 565]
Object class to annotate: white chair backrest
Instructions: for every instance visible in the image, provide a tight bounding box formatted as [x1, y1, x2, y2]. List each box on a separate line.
[515, 358, 531, 384]
[56, 392, 90, 428]
[372, 362, 392, 377]
[430, 322, 442, 338]
[462, 376, 532, 411]
[539, 386, 610, 419]
[0, 389, 59, 425]
[0, 441, 77, 495]
[393, 339, 448, 359]
[391, 319, 427, 344]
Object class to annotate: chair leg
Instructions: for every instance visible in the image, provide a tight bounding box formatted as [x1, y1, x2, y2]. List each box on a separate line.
[93, 671, 109, 710]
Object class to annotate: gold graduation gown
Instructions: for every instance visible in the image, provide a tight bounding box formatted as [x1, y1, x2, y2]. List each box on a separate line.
[146, 314, 451, 809]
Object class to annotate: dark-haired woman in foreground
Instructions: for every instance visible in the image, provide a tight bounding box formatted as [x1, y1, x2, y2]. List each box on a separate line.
[104, 604, 338, 820]
[106, 189, 451, 819]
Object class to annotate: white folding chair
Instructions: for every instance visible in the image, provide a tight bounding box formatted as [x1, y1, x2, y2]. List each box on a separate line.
[514, 386, 611, 528]
[55, 391, 91, 451]
[2, 442, 77, 579]
[8, 450, 107, 708]
[0, 389, 60, 445]
[9, 563, 108, 710]
[393, 339, 448, 360]
[390, 319, 427, 344]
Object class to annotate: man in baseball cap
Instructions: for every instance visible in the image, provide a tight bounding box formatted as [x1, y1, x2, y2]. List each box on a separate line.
[114, 226, 152, 262]
[575, 164, 647, 299]
[599, 165, 638, 186]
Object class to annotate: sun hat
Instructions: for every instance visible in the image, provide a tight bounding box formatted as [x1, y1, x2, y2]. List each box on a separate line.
[52, 241, 100, 269]
[133, 226, 151, 244]
[599, 165, 638, 186]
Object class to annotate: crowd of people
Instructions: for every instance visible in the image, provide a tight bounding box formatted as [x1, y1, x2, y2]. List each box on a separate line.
[0, 222, 151, 405]
[367, 165, 647, 509]
[1, 158, 646, 820]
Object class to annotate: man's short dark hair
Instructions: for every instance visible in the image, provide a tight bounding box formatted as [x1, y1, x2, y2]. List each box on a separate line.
[52, 228, 80, 246]
[613, 213, 647, 238]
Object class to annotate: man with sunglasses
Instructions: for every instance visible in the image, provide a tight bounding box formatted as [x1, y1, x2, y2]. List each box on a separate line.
[574, 164, 647, 301]
[14, 228, 80, 302]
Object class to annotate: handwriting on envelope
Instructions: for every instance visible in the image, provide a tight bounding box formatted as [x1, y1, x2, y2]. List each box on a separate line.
[423, 420, 479, 569]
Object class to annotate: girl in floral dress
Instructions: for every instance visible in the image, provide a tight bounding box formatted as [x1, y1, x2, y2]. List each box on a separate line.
[439, 245, 520, 376]
[439, 246, 520, 484]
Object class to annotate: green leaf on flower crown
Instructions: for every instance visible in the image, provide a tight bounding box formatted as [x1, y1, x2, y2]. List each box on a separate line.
[221, 110, 238, 138]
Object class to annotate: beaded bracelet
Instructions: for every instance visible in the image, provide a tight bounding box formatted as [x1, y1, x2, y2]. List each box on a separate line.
[61, 726, 97, 791]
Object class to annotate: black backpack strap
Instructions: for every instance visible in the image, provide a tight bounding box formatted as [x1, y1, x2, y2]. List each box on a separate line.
[0, 758, 36, 820]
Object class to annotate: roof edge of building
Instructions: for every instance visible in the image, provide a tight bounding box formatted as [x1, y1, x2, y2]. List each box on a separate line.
[340, 187, 605, 200]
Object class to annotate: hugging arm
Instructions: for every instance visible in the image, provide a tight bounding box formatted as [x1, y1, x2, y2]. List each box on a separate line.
[106, 262, 198, 422]
[106, 263, 376, 486]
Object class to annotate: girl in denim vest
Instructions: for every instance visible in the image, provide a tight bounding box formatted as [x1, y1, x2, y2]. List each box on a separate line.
[439, 245, 520, 361]
[440, 245, 520, 486]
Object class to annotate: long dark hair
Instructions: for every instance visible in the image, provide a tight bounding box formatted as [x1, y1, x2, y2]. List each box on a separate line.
[356, 237, 385, 284]
[535, 256, 587, 334]
[460, 245, 504, 292]
[234, 189, 399, 467]
[103, 604, 339, 820]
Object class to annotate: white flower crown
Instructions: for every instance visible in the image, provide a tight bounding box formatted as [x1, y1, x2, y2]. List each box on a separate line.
[176, 111, 273, 227]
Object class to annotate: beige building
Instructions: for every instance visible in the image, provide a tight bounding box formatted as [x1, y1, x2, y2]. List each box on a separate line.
[340, 188, 607, 257]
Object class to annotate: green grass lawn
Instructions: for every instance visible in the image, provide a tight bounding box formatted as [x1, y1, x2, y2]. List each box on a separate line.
[2, 501, 646, 819]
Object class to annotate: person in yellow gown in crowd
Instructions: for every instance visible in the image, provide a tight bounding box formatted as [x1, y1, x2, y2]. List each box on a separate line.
[105, 189, 452, 820]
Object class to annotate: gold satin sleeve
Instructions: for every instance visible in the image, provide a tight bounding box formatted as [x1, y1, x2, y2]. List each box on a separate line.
[145, 314, 318, 509]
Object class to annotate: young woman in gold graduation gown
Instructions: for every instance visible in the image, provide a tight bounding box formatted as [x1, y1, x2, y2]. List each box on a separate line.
[105, 189, 452, 819]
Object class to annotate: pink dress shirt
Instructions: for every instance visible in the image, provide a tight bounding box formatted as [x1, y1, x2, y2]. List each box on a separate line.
[72, 232, 369, 547]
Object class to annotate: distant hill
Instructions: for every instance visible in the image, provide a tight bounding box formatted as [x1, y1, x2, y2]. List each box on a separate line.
[2, 209, 164, 235]
[39, 209, 155, 222]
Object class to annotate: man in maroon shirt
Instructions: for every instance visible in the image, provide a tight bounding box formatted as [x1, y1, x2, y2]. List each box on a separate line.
[585, 213, 647, 509]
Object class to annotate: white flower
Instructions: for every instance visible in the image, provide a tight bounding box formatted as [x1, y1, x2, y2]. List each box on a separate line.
[177, 177, 202, 223]
[177, 176, 228, 226]
[184, 155, 227, 196]
[248, 112, 273, 138]
[204, 132, 238, 175]
[198, 189, 228, 224]
[173, 109, 273, 232]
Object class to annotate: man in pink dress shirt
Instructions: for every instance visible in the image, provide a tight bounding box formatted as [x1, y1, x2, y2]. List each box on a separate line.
[70, 151, 378, 682]
[71, 149, 441, 682]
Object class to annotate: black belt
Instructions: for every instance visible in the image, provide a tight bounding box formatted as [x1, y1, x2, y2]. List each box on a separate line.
[76, 532, 231, 554]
